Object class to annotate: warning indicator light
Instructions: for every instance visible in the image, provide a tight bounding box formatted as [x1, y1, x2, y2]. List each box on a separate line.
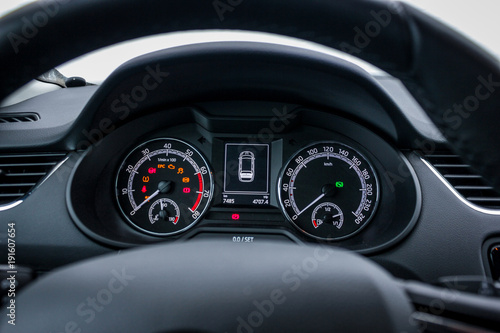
[232, 214, 240, 220]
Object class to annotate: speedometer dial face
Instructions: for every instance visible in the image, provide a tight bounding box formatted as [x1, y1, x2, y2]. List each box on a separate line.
[278, 142, 379, 240]
[116, 138, 213, 236]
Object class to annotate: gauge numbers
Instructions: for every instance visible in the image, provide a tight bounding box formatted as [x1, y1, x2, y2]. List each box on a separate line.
[278, 142, 379, 240]
[116, 138, 213, 236]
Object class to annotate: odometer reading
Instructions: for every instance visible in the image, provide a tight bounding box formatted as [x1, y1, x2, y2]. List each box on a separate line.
[116, 138, 213, 236]
[278, 142, 379, 240]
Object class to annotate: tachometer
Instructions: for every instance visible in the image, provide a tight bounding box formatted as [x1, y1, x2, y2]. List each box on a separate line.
[278, 142, 379, 240]
[116, 138, 213, 236]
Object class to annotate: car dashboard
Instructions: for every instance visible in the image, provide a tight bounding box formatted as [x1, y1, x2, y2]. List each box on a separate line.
[0, 41, 499, 287]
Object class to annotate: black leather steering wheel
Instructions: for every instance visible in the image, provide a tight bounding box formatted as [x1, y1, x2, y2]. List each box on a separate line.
[1, 0, 499, 332]
[1, 0, 500, 189]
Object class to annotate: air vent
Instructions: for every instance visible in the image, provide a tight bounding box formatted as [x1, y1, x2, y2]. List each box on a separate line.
[0, 153, 66, 205]
[423, 151, 500, 209]
[0, 113, 40, 123]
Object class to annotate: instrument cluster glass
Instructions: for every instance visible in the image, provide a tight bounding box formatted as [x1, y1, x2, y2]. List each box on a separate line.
[115, 137, 379, 240]
[278, 142, 379, 240]
[115, 138, 213, 236]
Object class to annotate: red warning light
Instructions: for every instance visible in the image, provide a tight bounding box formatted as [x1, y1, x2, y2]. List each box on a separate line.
[183, 187, 191, 193]
[148, 167, 157, 174]
[232, 214, 240, 220]
[141, 186, 147, 193]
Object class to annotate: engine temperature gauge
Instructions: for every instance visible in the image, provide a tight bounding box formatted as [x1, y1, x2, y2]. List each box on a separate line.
[278, 142, 379, 240]
[148, 198, 180, 225]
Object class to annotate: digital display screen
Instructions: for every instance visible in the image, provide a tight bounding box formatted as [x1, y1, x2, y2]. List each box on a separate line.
[222, 143, 270, 206]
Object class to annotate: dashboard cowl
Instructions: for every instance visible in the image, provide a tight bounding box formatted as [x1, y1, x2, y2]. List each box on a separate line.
[67, 42, 423, 149]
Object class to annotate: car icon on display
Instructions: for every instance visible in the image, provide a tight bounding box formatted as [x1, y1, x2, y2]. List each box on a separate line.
[238, 151, 255, 182]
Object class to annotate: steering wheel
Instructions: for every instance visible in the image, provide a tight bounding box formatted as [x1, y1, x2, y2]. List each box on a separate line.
[1, 0, 499, 332]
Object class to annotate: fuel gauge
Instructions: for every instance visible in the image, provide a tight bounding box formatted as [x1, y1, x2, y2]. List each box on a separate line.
[311, 202, 344, 230]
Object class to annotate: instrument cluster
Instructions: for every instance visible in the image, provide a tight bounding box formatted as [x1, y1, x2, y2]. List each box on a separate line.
[115, 137, 380, 241]
[67, 104, 420, 252]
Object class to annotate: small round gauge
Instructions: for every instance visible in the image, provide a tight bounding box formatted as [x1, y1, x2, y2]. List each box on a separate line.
[311, 202, 344, 230]
[278, 142, 379, 240]
[116, 138, 213, 236]
[148, 198, 180, 225]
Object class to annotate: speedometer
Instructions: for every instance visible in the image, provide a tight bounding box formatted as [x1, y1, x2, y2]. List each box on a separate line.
[116, 138, 213, 236]
[278, 142, 379, 240]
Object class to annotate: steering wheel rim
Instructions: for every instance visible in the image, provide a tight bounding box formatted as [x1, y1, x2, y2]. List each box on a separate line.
[1, 0, 500, 188]
[1, 241, 417, 333]
[0, 0, 498, 331]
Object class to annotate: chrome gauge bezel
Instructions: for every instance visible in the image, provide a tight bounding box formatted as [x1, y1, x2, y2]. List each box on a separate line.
[278, 141, 380, 241]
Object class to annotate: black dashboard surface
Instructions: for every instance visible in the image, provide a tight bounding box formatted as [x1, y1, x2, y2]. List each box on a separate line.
[0, 42, 498, 285]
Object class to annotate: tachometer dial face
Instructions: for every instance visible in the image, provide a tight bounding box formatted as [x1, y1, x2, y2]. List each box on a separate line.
[116, 138, 213, 236]
[278, 142, 379, 240]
